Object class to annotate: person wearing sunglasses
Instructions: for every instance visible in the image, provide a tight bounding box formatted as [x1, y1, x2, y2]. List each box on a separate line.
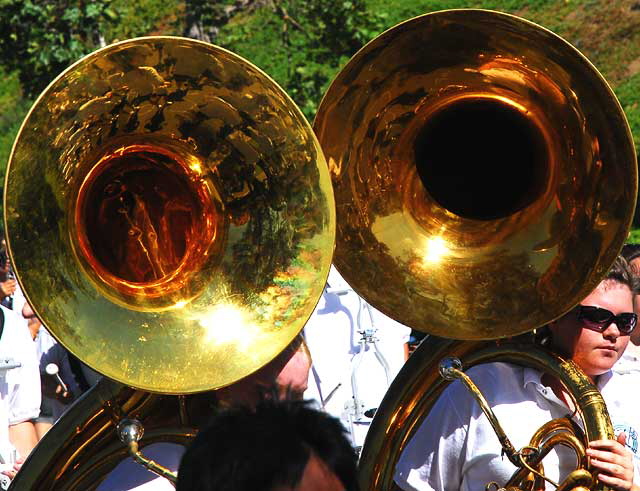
[395, 256, 640, 491]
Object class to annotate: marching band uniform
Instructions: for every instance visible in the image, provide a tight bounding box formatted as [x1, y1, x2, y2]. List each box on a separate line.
[394, 362, 640, 491]
[0, 305, 40, 463]
[36, 327, 81, 423]
[303, 265, 411, 449]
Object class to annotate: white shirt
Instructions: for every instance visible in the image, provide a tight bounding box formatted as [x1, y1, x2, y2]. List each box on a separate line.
[394, 362, 640, 491]
[8, 281, 25, 316]
[0, 305, 40, 462]
[304, 266, 411, 448]
[614, 344, 640, 375]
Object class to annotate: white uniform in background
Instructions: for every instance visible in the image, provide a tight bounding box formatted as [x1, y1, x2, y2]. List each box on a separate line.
[614, 344, 640, 375]
[8, 282, 25, 316]
[304, 266, 411, 449]
[0, 305, 40, 462]
[35, 327, 81, 423]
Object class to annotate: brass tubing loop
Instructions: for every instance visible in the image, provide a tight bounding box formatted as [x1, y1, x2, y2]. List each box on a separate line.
[359, 338, 614, 491]
[9, 380, 198, 490]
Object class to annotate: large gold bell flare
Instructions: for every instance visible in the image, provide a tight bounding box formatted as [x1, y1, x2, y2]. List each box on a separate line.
[314, 9, 637, 340]
[5, 37, 335, 393]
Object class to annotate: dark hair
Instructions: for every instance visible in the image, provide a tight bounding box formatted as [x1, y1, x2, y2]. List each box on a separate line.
[176, 399, 359, 491]
[621, 243, 640, 264]
[604, 255, 640, 293]
[536, 254, 639, 346]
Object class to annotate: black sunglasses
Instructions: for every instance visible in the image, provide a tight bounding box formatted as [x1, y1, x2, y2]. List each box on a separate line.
[577, 305, 637, 335]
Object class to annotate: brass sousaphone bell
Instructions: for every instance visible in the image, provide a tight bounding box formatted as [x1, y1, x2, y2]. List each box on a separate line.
[5, 37, 335, 489]
[313, 9, 637, 491]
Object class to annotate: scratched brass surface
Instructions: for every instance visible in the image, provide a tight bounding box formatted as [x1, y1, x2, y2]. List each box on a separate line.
[5, 37, 335, 393]
[314, 9, 637, 339]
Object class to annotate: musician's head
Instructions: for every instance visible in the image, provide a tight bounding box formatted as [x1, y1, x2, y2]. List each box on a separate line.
[176, 399, 358, 491]
[547, 256, 638, 379]
[214, 335, 311, 407]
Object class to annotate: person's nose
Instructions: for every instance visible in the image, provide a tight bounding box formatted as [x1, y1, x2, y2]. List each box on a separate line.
[603, 321, 621, 341]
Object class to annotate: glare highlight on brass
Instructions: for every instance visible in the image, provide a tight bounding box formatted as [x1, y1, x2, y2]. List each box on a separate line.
[422, 237, 449, 265]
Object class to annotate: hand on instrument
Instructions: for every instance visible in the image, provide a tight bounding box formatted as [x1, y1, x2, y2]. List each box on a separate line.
[587, 433, 636, 490]
[42, 378, 71, 401]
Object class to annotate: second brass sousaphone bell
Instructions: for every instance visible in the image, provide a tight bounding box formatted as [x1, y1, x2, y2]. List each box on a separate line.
[314, 9, 636, 340]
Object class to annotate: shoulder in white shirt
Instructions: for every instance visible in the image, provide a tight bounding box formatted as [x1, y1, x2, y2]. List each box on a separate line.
[394, 362, 640, 491]
[613, 344, 640, 375]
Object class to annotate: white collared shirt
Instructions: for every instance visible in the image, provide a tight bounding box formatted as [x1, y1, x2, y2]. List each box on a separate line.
[394, 362, 640, 491]
[304, 266, 411, 448]
[0, 305, 40, 461]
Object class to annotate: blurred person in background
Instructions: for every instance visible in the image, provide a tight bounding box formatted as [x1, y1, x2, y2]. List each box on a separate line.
[303, 265, 411, 451]
[21, 301, 80, 439]
[618, 244, 640, 374]
[0, 301, 40, 478]
[0, 241, 16, 310]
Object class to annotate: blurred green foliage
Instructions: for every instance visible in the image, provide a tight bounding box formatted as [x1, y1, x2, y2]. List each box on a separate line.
[628, 228, 640, 244]
[0, 0, 118, 99]
[0, 69, 30, 186]
[216, 0, 386, 119]
[616, 72, 640, 155]
[104, 0, 181, 40]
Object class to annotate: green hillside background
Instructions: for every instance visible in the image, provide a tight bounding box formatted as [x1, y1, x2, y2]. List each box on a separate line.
[1, 0, 639, 237]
